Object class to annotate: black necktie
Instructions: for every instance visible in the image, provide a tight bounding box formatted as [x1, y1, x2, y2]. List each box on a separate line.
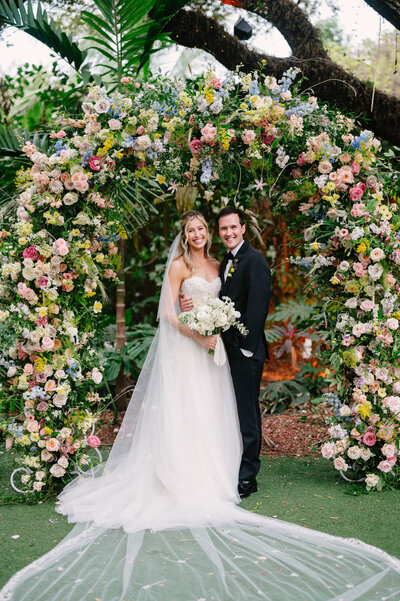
[226, 252, 234, 261]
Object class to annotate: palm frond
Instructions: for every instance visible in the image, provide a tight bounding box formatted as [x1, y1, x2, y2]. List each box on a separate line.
[267, 298, 318, 324]
[116, 179, 158, 234]
[0, 0, 89, 74]
[136, 0, 190, 73]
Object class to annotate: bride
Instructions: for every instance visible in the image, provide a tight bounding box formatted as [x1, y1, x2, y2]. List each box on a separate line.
[1, 210, 400, 601]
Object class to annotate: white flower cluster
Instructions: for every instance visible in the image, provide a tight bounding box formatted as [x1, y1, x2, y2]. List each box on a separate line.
[179, 295, 248, 337]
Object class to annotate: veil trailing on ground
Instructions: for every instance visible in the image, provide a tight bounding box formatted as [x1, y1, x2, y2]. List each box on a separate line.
[2, 235, 400, 601]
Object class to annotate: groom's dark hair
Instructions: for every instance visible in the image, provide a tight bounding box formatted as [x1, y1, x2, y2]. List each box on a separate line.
[217, 206, 245, 227]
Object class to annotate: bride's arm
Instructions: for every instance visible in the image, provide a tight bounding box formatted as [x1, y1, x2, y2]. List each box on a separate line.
[167, 261, 217, 350]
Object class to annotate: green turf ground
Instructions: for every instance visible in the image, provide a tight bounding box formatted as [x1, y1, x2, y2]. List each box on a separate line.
[1, 449, 399, 589]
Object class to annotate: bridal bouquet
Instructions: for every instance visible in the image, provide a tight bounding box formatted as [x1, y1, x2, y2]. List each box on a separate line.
[179, 296, 248, 366]
[179, 295, 248, 337]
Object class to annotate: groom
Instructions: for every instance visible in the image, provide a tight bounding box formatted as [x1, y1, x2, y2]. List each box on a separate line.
[181, 207, 271, 498]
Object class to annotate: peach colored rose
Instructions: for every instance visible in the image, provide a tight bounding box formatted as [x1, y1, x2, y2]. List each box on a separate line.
[46, 437, 60, 452]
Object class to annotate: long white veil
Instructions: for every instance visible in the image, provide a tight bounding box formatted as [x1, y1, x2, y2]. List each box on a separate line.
[1, 235, 400, 601]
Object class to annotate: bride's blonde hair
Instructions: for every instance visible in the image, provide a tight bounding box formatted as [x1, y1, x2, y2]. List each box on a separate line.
[177, 210, 212, 270]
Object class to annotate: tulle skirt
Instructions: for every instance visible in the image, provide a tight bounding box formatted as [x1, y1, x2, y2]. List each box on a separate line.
[1, 333, 400, 600]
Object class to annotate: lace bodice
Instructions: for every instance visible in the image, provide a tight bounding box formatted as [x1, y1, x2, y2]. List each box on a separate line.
[180, 276, 221, 305]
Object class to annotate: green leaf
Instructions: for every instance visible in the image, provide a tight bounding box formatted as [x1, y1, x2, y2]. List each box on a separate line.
[0, 0, 88, 73]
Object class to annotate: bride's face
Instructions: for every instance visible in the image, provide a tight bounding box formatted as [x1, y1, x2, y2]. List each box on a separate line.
[186, 218, 208, 252]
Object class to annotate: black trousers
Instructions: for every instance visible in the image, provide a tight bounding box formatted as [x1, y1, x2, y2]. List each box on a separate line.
[227, 352, 265, 481]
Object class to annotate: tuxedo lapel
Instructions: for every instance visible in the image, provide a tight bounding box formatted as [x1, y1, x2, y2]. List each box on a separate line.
[220, 240, 250, 295]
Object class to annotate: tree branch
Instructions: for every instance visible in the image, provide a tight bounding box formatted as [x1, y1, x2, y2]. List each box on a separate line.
[363, 0, 400, 30]
[167, 4, 400, 145]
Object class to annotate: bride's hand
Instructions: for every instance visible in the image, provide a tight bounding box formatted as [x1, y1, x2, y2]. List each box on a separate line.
[195, 334, 217, 351]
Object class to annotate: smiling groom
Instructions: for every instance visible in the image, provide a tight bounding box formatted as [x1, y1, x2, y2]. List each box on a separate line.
[181, 206, 271, 498]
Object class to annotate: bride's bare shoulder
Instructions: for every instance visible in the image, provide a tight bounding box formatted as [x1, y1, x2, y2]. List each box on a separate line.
[170, 256, 190, 278]
[209, 257, 220, 268]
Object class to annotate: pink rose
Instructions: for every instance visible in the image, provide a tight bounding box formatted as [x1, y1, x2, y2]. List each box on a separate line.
[241, 129, 256, 145]
[297, 153, 305, 166]
[23, 246, 38, 260]
[200, 123, 217, 144]
[86, 435, 101, 448]
[189, 139, 204, 154]
[37, 276, 49, 289]
[27, 420, 39, 433]
[36, 402, 48, 412]
[360, 300, 374, 311]
[350, 203, 367, 218]
[210, 78, 222, 89]
[351, 161, 361, 174]
[41, 336, 54, 351]
[362, 431, 377, 446]
[88, 156, 103, 171]
[120, 76, 132, 84]
[41, 449, 53, 462]
[353, 263, 367, 277]
[52, 238, 69, 256]
[377, 460, 393, 473]
[108, 119, 122, 131]
[349, 186, 364, 201]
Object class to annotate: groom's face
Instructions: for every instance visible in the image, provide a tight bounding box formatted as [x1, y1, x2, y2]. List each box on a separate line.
[218, 214, 246, 251]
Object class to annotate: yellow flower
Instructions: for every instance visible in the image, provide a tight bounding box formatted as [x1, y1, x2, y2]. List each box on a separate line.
[93, 301, 102, 313]
[154, 133, 162, 139]
[44, 426, 53, 435]
[156, 174, 166, 185]
[330, 275, 339, 285]
[30, 433, 39, 442]
[240, 103, 248, 110]
[311, 242, 319, 250]
[361, 384, 369, 393]
[35, 358, 45, 372]
[357, 242, 367, 254]
[71, 229, 81, 237]
[19, 435, 31, 446]
[357, 401, 372, 420]
[95, 253, 105, 262]
[117, 225, 127, 240]
[115, 151, 123, 159]
[377, 388, 387, 398]
[37, 307, 48, 317]
[18, 237, 27, 246]
[83, 291, 96, 298]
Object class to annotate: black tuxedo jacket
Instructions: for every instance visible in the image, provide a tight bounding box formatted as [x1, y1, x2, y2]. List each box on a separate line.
[219, 240, 271, 360]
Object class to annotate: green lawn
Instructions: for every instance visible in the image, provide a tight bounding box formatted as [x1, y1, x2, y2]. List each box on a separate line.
[1, 449, 399, 589]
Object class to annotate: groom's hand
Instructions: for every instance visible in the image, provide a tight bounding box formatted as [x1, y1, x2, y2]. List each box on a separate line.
[179, 293, 193, 312]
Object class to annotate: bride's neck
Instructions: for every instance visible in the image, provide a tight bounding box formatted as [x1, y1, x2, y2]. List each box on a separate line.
[190, 248, 207, 269]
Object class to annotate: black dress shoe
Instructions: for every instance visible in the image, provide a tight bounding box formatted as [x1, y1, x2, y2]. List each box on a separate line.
[238, 478, 258, 498]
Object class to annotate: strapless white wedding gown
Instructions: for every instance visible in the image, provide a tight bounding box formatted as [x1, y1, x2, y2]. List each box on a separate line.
[1, 276, 400, 601]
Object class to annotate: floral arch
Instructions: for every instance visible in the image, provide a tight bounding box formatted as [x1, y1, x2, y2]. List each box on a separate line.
[0, 66, 399, 496]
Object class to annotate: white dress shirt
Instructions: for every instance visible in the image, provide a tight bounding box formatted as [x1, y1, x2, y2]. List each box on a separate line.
[223, 241, 253, 358]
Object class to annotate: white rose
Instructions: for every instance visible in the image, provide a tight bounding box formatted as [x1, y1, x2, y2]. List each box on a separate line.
[339, 405, 351, 417]
[360, 447, 372, 461]
[33, 481, 43, 492]
[63, 192, 79, 206]
[345, 298, 358, 309]
[386, 318, 399, 331]
[364, 373, 375, 386]
[91, 368, 103, 384]
[94, 98, 111, 114]
[338, 261, 350, 272]
[369, 248, 385, 262]
[368, 264, 383, 281]
[381, 443, 396, 458]
[333, 456, 348, 471]
[50, 464, 66, 477]
[347, 446, 361, 460]
[58, 455, 69, 468]
[352, 323, 365, 337]
[52, 394, 67, 408]
[365, 473, 380, 487]
[7, 366, 17, 377]
[321, 442, 337, 459]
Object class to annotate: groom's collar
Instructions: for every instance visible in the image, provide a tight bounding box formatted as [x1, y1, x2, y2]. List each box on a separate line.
[230, 240, 245, 257]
